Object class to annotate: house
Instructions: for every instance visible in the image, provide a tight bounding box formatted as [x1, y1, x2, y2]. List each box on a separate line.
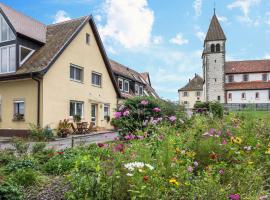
[0, 3, 121, 136]
[178, 74, 204, 109]
[179, 12, 270, 107]
[110, 59, 159, 100]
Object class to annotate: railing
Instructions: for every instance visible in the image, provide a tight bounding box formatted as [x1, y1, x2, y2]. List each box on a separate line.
[224, 103, 270, 111]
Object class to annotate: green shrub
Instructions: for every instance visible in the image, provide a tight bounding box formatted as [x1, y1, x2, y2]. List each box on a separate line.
[0, 181, 22, 200]
[6, 159, 38, 172]
[32, 143, 46, 154]
[29, 124, 54, 141]
[209, 101, 224, 118]
[10, 138, 29, 156]
[0, 150, 16, 165]
[11, 169, 40, 187]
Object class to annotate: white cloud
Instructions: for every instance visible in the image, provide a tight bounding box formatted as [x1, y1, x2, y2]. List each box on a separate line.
[195, 31, 205, 42]
[227, 0, 261, 25]
[264, 53, 270, 59]
[99, 0, 154, 49]
[95, 15, 102, 22]
[217, 15, 228, 23]
[152, 35, 163, 45]
[193, 0, 202, 17]
[170, 33, 189, 45]
[53, 10, 71, 23]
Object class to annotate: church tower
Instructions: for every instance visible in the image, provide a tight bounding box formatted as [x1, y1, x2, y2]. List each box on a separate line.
[202, 13, 226, 103]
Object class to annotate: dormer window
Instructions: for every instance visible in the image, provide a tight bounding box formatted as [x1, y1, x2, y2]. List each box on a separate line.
[124, 80, 129, 93]
[0, 14, 15, 42]
[0, 45, 15, 73]
[19, 46, 34, 65]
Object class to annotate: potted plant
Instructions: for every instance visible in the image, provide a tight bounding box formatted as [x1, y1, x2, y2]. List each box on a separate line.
[104, 115, 111, 123]
[13, 113, 24, 121]
[57, 119, 71, 138]
[73, 115, 81, 123]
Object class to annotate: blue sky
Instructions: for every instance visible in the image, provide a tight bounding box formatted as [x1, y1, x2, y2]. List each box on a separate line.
[3, 0, 270, 100]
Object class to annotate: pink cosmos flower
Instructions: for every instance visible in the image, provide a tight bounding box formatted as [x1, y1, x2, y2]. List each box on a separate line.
[222, 139, 227, 145]
[141, 100, 149, 106]
[259, 195, 268, 200]
[219, 169, 225, 175]
[124, 134, 136, 141]
[153, 107, 161, 112]
[114, 112, 122, 119]
[187, 166, 193, 173]
[169, 116, 177, 122]
[123, 110, 130, 116]
[229, 194, 240, 200]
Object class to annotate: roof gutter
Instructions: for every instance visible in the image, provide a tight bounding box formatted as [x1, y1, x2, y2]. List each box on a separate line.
[31, 73, 41, 127]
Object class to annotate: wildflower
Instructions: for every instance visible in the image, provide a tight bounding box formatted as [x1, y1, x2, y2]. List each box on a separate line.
[209, 153, 218, 160]
[231, 137, 242, 144]
[259, 195, 268, 200]
[127, 173, 133, 176]
[114, 112, 122, 119]
[137, 135, 144, 140]
[169, 116, 177, 122]
[169, 178, 179, 186]
[57, 151, 64, 155]
[265, 147, 270, 155]
[194, 161, 199, 167]
[124, 134, 136, 141]
[114, 143, 124, 153]
[97, 143, 108, 148]
[222, 139, 227, 145]
[143, 176, 149, 182]
[187, 166, 193, 173]
[124, 162, 154, 171]
[219, 169, 225, 175]
[229, 194, 240, 200]
[243, 146, 252, 151]
[186, 151, 196, 158]
[141, 100, 149, 106]
[175, 147, 181, 154]
[153, 107, 161, 112]
[123, 110, 130, 116]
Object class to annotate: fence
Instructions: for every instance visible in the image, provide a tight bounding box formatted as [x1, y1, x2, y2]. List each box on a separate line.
[224, 103, 270, 111]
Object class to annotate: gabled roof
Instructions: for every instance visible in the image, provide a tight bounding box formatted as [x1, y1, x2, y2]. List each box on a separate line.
[0, 3, 46, 43]
[225, 59, 270, 74]
[205, 14, 226, 42]
[179, 74, 203, 91]
[225, 82, 270, 90]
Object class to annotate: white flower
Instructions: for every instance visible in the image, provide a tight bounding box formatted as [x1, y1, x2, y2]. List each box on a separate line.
[124, 162, 154, 171]
[127, 173, 133, 176]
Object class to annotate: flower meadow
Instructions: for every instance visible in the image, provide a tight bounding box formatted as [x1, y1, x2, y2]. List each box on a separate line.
[0, 98, 270, 199]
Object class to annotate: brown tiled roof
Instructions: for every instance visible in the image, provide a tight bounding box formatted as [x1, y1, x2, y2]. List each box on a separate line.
[110, 59, 159, 99]
[16, 16, 89, 75]
[225, 82, 270, 90]
[179, 74, 203, 91]
[205, 14, 226, 42]
[225, 60, 270, 74]
[0, 3, 46, 43]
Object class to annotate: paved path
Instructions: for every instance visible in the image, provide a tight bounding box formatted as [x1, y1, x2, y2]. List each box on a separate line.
[0, 132, 118, 151]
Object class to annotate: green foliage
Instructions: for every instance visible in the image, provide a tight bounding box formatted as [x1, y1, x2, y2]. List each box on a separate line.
[57, 119, 71, 138]
[209, 101, 224, 118]
[0, 181, 22, 200]
[6, 159, 38, 172]
[32, 143, 46, 154]
[10, 138, 29, 156]
[29, 124, 54, 141]
[73, 114, 81, 123]
[11, 169, 40, 187]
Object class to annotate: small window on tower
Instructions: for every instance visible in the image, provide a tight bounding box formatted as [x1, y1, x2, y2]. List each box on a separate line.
[216, 44, 221, 52]
[217, 96, 221, 101]
[211, 44, 215, 52]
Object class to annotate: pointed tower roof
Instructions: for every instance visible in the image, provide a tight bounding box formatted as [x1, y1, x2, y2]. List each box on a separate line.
[204, 14, 226, 42]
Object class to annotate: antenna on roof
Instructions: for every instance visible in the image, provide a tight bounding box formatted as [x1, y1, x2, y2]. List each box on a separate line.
[214, 0, 216, 15]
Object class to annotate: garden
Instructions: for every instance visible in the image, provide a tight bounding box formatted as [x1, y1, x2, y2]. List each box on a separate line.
[0, 97, 270, 200]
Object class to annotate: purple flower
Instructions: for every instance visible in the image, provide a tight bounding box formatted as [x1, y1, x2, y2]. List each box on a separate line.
[141, 100, 149, 106]
[123, 110, 130, 116]
[124, 134, 136, 141]
[187, 166, 193, 173]
[259, 195, 268, 200]
[209, 128, 216, 135]
[219, 169, 225, 175]
[114, 112, 122, 119]
[137, 136, 144, 140]
[229, 194, 240, 200]
[153, 107, 161, 113]
[169, 116, 177, 122]
[194, 161, 199, 167]
[222, 139, 227, 145]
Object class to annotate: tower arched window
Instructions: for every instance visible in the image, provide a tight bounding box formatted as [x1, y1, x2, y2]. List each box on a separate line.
[210, 44, 215, 52]
[216, 44, 221, 52]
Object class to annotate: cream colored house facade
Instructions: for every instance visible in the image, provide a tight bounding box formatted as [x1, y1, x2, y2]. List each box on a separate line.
[0, 3, 120, 136]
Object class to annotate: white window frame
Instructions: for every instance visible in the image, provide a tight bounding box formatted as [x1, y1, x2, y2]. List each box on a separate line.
[0, 44, 16, 74]
[241, 92, 246, 100]
[262, 73, 268, 82]
[69, 101, 84, 118]
[19, 45, 35, 66]
[135, 84, 139, 95]
[255, 92, 260, 100]
[104, 104, 110, 119]
[91, 72, 102, 87]
[0, 14, 15, 43]
[228, 93, 232, 101]
[118, 78, 123, 91]
[70, 64, 83, 82]
[243, 74, 249, 82]
[196, 91, 201, 97]
[124, 80, 129, 93]
[228, 75, 234, 83]
[139, 86, 144, 96]
[183, 92, 188, 97]
[13, 100, 25, 118]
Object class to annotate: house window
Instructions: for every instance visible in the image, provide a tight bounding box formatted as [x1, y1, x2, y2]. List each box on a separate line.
[86, 33, 90, 45]
[228, 93, 232, 100]
[118, 78, 123, 91]
[262, 74, 268, 82]
[255, 92, 260, 99]
[70, 65, 83, 82]
[19, 46, 34, 65]
[139, 86, 144, 96]
[228, 75, 234, 83]
[124, 80, 129, 92]
[0, 45, 16, 73]
[184, 101, 188, 105]
[217, 96, 221, 101]
[241, 93, 246, 100]
[92, 72, 102, 86]
[211, 44, 215, 52]
[216, 44, 221, 52]
[243, 74, 249, 82]
[70, 101, 84, 117]
[196, 91, 201, 97]
[104, 104, 110, 118]
[183, 92, 188, 97]
[13, 100, 25, 120]
[135, 84, 139, 95]
[0, 14, 15, 42]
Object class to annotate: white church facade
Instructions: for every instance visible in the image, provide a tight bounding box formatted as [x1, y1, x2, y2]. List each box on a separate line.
[179, 13, 270, 108]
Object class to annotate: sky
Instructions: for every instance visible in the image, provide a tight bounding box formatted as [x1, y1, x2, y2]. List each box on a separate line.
[3, 0, 270, 100]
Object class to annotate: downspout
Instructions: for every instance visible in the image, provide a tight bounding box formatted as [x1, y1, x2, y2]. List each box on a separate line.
[31, 73, 41, 127]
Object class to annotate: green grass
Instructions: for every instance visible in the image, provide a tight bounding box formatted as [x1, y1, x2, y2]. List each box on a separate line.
[232, 110, 270, 119]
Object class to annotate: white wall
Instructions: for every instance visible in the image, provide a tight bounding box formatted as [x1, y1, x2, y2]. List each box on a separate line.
[226, 73, 270, 83]
[227, 90, 270, 103]
[179, 90, 204, 109]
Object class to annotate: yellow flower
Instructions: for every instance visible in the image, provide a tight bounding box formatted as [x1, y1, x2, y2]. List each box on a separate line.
[265, 147, 270, 155]
[231, 137, 242, 144]
[186, 151, 196, 158]
[175, 147, 181, 154]
[248, 161, 254, 165]
[169, 178, 179, 186]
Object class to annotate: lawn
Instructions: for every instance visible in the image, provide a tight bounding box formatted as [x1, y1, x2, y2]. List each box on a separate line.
[233, 110, 270, 119]
[0, 98, 270, 200]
